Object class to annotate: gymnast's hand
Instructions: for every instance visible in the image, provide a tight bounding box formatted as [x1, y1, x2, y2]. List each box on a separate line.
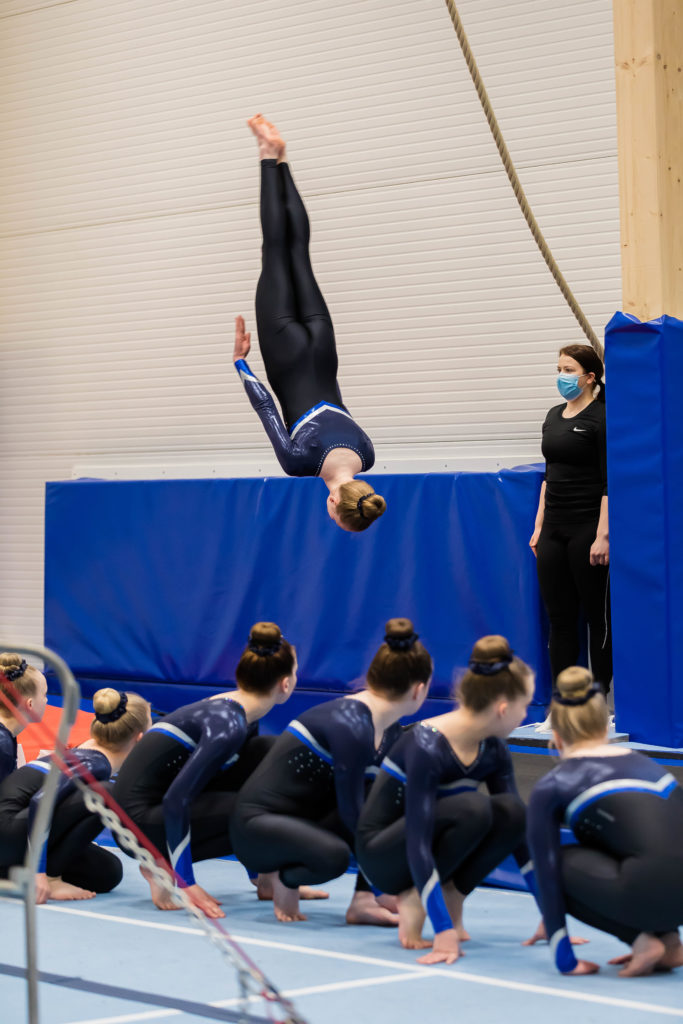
[565, 959, 599, 976]
[416, 928, 462, 965]
[185, 883, 225, 919]
[522, 918, 589, 947]
[234, 316, 251, 361]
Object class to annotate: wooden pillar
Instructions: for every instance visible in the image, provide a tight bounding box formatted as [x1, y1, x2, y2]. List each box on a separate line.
[613, 0, 683, 321]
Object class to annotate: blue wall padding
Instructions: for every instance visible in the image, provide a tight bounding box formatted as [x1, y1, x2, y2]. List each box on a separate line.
[605, 313, 683, 746]
[44, 467, 550, 712]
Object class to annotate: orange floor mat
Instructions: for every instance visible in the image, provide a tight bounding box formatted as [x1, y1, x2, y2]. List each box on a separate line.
[19, 704, 94, 762]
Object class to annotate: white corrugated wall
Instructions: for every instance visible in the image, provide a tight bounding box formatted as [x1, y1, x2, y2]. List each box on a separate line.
[1, 0, 620, 645]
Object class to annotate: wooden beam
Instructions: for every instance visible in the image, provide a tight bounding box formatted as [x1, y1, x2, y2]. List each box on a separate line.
[613, 0, 683, 320]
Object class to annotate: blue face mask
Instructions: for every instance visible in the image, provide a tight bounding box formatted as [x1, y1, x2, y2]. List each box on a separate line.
[557, 373, 584, 401]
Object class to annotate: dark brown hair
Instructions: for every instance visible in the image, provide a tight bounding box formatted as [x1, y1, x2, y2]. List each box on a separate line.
[366, 618, 431, 698]
[550, 666, 608, 746]
[457, 635, 532, 712]
[0, 653, 43, 713]
[336, 481, 387, 532]
[559, 344, 605, 403]
[90, 689, 151, 749]
[235, 622, 296, 694]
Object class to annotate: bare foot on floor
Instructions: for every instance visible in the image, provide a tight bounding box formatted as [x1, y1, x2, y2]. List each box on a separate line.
[140, 865, 180, 911]
[47, 877, 95, 901]
[442, 881, 471, 941]
[397, 887, 431, 950]
[611, 932, 683, 973]
[346, 890, 399, 927]
[255, 873, 328, 902]
[613, 933, 666, 977]
[659, 932, 683, 970]
[247, 114, 286, 161]
[271, 874, 307, 922]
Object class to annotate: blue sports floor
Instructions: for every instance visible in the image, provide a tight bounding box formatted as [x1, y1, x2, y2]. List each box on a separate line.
[1, 854, 682, 1024]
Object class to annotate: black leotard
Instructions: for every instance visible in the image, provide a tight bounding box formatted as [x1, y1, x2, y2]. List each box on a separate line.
[0, 721, 17, 783]
[528, 751, 683, 972]
[236, 160, 374, 477]
[357, 724, 534, 935]
[0, 749, 122, 892]
[232, 697, 401, 888]
[113, 696, 263, 885]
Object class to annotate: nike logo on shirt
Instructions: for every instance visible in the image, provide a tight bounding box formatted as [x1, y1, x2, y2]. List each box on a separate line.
[572, 427, 587, 432]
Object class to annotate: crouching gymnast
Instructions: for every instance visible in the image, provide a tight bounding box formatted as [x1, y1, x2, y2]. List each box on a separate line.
[0, 687, 151, 903]
[113, 622, 311, 918]
[356, 636, 546, 965]
[527, 666, 683, 977]
[231, 618, 431, 924]
[233, 115, 385, 532]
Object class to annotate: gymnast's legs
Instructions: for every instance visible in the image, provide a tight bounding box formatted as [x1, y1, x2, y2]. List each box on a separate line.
[248, 116, 341, 427]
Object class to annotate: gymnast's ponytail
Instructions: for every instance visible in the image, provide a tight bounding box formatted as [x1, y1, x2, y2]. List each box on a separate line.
[550, 666, 608, 747]
[457, 636, 532, 711]
[91, 689, 151, 750]
[336, 481, 386, 532]
[235, 622, 296, 695]
[366, 618, 431, 699]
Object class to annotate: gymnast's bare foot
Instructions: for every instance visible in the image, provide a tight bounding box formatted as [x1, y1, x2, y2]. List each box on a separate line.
[610, 931, 683, 973]
[611, 932, 666, 977]
[247, 114, 286, 161]
[346, 890, 399, 927]
[397, 887, 431, 950]
[271, 874, 307, 922]
[442, 881, 471, 941]
[47, 876, 96, 901]
[659, 932, 683, 969]
[141, 865, 181, 911]
[255, 872, 328, 901]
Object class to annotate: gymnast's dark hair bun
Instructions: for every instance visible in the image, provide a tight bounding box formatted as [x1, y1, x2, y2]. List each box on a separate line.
[366, 618, 432, 699]
[236, 622, 296, 695]
[248, 622, 282, 650]
[458, 635, 531, 712]
[384, 618, 419, 651]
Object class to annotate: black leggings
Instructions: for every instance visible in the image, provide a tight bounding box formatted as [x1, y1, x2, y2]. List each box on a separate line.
[115, 735, 276, 868]
[561, 847, 683, 944]
[255, 159, 341, 428]
[536, 519, 612, 690]
[356, 792, 526, 896]
[231, 803, 355, 891]
[0, 790, 122, 893]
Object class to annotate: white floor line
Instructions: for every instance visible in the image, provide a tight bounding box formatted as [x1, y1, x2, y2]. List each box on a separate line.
[64, 973, 429, 1024]
[28, 903, 683, 1018]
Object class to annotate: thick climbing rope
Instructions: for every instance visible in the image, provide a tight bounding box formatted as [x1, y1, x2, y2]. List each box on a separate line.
[443, 0, 604, 359]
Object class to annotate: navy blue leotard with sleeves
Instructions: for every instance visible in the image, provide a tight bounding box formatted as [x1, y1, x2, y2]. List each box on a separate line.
[115, 696, 250, 886]
[0, 721, 18, 784]
[528, 751, 682, 973]
[379, 724, 535, 935]
[286, 697, 401, 834]
[3, 749, 112, 872]
[235, 359, 375, 478]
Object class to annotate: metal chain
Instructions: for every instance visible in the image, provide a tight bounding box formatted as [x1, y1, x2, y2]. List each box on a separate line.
[79, 784, 306, 1024]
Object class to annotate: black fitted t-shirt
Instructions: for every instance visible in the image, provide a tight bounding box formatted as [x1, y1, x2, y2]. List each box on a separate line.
[541, 401, 607, 524]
